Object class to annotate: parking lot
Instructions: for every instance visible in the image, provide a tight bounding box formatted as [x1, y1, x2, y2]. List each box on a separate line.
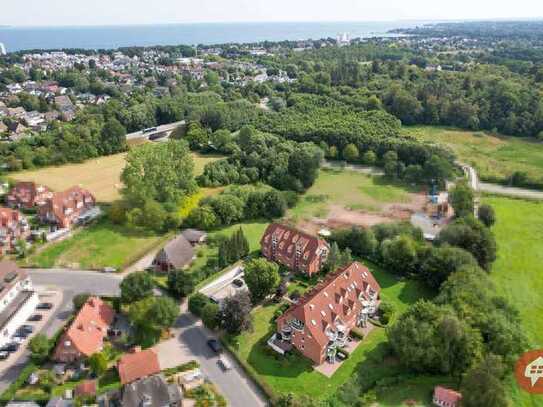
[0, 290, 63, 371]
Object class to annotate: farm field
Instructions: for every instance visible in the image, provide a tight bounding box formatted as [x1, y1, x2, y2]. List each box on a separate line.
[406, 125, 543, 183]
[226, 262, 434, 403]
[24, 218, 172, 270]
[288, 168, 424, 232]
[9, 151, 222, 203]
[483, 196, 543, 407]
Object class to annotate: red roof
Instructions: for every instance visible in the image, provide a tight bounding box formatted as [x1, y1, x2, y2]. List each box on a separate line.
[279, 261, 381, 347]
[117, 347, 161, 385]
[58, 297, 114, 357]
[434, 386, 462, 406]
[75, 380, 97, 396]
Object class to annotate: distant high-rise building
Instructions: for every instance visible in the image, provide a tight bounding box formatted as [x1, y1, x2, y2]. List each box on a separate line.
[0, 43, 6, 55]
[336, 33, 351, 47]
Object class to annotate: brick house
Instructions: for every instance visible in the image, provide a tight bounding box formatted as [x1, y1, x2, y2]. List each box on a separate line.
[0, 207, 30, 255]
[275, 262, 380, 365]
[117, 347, 161, 385]
[7, 182, 52, 209]
[53, 297, 114, 363]
[39, 186, 96, 229]
[260, 223, 329, 276]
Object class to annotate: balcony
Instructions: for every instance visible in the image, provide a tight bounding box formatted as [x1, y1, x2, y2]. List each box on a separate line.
[289, 319, 304, 331]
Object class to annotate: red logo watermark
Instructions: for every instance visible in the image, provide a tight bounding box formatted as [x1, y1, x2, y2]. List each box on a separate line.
[515, 349, 543, 394]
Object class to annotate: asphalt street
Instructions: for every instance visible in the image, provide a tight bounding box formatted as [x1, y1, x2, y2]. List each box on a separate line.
[125, 120, 185, 141]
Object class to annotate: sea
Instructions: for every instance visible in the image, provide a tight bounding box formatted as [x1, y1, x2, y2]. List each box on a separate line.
[0, 21, 425, 52]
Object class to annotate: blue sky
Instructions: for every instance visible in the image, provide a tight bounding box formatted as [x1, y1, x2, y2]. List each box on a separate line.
[2, 0, 543, 26]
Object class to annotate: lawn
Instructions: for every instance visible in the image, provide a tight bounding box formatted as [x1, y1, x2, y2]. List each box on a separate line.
[483, 196, 543, 407]
[25, 218, 171, 270]
[227, 262, 433, 402]
[288, 168, 417, 221]
[406, 125, 543, 184]
[9, 151, 221, 203]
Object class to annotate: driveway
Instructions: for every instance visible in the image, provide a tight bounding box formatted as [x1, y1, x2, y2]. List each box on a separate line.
[153, 304, 268, 407]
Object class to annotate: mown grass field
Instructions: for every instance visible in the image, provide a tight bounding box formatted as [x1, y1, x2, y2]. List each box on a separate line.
[288, 168, 416, 220]
[9, 151, 221, 203]
[24, 218, 172, 270]
[406, 125, 543, 183]
[483, 196, 543, 407]
[227, 262, 434, 403]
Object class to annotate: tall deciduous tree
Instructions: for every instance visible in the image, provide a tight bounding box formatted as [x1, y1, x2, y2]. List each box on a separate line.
[121, 140, 197, 206]
[244, 258, 280, 302]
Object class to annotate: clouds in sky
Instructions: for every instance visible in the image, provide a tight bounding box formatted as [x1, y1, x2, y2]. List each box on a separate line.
[2, 0, 543, 26]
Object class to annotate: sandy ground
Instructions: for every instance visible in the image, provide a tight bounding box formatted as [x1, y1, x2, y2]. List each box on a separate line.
[297, 192, 427, 234]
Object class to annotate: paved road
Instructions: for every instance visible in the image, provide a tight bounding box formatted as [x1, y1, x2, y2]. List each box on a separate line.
[125, 120, 185, 141]
[460, 162, 543, 200]
[161, 309, 268, 407]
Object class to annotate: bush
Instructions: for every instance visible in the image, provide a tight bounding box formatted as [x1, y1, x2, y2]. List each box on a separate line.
[378, 301, 395, 325]
[73, 292, 91, 310]
[189, 293, 211, 317]
[350, 327, 365, 340]
[201, 303, 220, 330]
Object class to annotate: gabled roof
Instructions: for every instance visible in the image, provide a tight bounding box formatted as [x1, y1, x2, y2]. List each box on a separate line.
[121, 374, 182, 407]
[160, 234, 194, 269]
[434, 386, 462, 405]
[261, 223, 329, 265]
[60, 297, 114, 357]
[75, 380, 97, 397]
[181, 228, 207, 244]
[117, 347, 161, 385]
[280, 262, 380, 347]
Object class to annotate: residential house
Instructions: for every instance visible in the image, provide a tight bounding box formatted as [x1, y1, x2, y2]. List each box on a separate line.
[181, 229, 207, 246]
[0, 207, 30, 255]
[274, 262, 380, 365]
[23, 110, 46, 130]
[39, 186, 96, 229]
[74, 380, 97, 398]
[7, 122, 28, 141]
[117, 347, 161, 385]
[7, 106, 26, 119]
[0, 261, 39, 347]
[260, 223, 329, 276]
[54, 96, 76, 121]
[121, 374, 182, 407]
[53, 296, 114, 362]
[433, 386, 462, 407]
[153, 234, 195, 272]
[7, 181, 52, 209]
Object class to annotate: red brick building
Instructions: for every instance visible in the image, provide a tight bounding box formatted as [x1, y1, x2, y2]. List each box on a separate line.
[275, 262, 380, 365]
[260, 223, 329, 276]
[53, 296, 114, 363]
[39, 186, 96, 229]
[0, 207, 30, 255]
[6, 181, 52, 209]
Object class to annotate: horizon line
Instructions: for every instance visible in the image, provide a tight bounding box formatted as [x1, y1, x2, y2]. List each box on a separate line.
[2, 17, 543, 29]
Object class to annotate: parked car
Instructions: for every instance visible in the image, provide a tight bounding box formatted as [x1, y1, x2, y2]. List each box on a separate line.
[217, 356, 232, 370]
[28, 314, 43, 322]
[1, 343, 19, 353]
[232, 279, 244, 288]
[37, 302, 53, 310]
[102, 267, 116, 273]
[19, 325, 34, 334]
[207, 339, 222, 353]
[0, 351, 9, 360]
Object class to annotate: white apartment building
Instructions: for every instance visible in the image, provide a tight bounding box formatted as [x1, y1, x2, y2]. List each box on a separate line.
[0, 261, 39, 347]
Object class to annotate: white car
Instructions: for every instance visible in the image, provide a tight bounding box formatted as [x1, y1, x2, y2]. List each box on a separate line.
[11, 336, 24, 344]
[218, 356, 232, 371]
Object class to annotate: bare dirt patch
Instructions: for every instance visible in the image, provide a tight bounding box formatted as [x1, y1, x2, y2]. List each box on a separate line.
[296, 192, 426, 233]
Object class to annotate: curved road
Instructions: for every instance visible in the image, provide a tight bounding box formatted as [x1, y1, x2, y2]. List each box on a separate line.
[3, 269, 267, 407]
[459, 163, 543, 200]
